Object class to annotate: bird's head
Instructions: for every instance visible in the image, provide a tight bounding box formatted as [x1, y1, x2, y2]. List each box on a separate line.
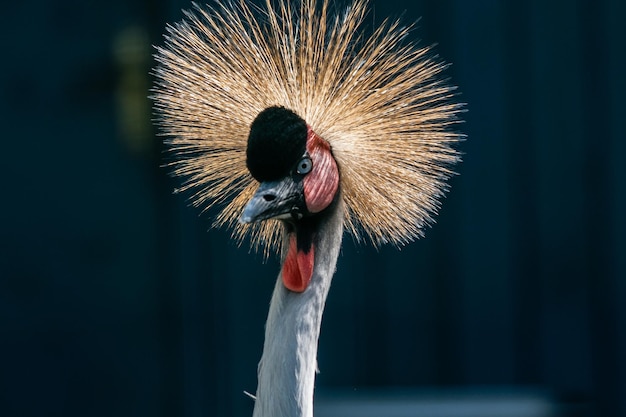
[154, 0, 463, 293]
[240, 106, 340, 292]
[241, 106, 339, 224]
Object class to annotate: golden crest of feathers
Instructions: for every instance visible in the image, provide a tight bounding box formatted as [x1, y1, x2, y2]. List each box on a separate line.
[153, 0, 463, 254]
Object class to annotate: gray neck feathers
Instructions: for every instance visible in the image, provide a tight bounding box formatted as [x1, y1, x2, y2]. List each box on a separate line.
[252, 201, 344, 417]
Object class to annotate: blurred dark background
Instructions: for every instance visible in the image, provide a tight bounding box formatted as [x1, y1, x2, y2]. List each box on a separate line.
[1, 0, 624, 416]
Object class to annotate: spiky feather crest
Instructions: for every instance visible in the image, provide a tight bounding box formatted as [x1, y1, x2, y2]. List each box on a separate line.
[153, 0, 463, 255]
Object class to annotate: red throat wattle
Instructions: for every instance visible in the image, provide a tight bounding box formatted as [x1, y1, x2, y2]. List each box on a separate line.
[282, 234, 315, 292]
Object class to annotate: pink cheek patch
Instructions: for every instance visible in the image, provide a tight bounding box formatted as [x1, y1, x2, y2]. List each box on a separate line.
[304, 128, 339, 213]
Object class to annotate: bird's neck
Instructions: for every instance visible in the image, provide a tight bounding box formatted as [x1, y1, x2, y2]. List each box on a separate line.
[252, 201, 343, 417]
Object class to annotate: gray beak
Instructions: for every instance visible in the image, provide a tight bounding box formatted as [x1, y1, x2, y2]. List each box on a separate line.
[240, 177, 303, 224]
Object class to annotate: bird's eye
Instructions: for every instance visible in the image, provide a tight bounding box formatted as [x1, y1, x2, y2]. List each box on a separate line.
[296, 156, 313, 175]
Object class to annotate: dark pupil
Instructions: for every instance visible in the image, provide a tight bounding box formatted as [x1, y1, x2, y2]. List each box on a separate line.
[297, 157, 312, 174]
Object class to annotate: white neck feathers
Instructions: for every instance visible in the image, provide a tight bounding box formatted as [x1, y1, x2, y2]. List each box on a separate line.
[252, 202, 343, 417]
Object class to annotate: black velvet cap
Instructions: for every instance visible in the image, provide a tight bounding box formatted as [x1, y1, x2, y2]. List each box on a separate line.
[246, 106, 307, 182]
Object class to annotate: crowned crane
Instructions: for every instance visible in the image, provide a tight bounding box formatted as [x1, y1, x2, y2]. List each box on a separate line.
[153, 0, 463, 416]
